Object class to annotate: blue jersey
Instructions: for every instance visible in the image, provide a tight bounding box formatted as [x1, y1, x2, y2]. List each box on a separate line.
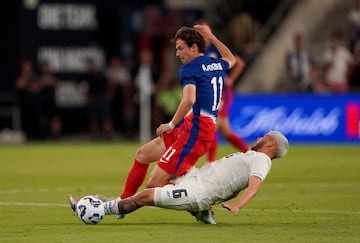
[178, 55, 230, 140]
[206, 43, 237, 116]
[206, 44, 221, 59]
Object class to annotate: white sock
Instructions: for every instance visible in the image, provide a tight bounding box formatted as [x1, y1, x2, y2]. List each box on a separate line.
[104, 199, 119, 215]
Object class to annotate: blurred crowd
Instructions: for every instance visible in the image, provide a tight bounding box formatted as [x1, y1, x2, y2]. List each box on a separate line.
[15, 49, 181, 141]
[15, 60, 61, 140]
[284, 0, 360, 93]
[14, 1, 360, 141]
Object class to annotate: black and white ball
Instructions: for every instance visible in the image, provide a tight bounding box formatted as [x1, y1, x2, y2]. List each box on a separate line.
[76, 195, 104, 224]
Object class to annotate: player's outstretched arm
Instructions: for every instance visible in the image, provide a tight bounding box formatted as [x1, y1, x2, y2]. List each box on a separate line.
[221, 176, 262, 215]
[193, 24, 236, 69]
[225, 55, 245, 87]
[156, 84, 195, 137]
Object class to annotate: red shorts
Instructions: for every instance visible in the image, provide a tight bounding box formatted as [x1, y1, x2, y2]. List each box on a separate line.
[218, 86, 233, 118]
[157, 126, 213, 176]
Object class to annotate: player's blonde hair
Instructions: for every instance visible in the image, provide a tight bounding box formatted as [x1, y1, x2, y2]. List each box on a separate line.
[268, 131, 289, 158]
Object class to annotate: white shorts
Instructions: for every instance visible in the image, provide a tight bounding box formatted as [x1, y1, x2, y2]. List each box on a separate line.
[153, 168, 212, 211]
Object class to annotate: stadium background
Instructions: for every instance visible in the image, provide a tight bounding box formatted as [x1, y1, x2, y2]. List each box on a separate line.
[1, 1, 359, 242]
[0, 0, 359, 144]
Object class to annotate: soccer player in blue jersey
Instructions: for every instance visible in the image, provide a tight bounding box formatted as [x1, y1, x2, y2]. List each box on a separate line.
[118, 25, 236, 201]
[196, 20, 249, 161]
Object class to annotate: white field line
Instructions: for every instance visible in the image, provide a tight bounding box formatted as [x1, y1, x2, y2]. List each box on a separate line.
[0, 185, 121, 194]
[0, 202, 68, 207]
[2, 182, 358, 195]
[0, 201, 359, 215]
[239, 208, 360, 215]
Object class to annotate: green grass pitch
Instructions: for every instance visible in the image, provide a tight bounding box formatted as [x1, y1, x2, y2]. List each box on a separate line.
[1, 142, 360, 243]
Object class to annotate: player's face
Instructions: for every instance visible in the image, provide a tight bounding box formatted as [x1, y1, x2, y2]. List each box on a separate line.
[251, 137, 264, 151]
[251, 135, 272, 151]
[175, 39, 196, 64]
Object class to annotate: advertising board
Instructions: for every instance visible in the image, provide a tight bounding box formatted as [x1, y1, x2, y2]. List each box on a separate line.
[228, 94, 360, 144]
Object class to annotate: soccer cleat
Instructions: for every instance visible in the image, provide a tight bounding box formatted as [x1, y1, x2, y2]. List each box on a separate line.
[115, 213, 126, 219]
[195, 209, 217, 225]
[68, 194, 78, 212]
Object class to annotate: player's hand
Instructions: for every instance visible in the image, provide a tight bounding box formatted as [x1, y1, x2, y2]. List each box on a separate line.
[156, 123, 172, 137]
[221, 202, 240, 215]
[193, 24, 213, 40]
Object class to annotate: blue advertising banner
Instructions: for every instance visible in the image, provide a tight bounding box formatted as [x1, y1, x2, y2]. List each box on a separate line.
[227, 94, 360, 144]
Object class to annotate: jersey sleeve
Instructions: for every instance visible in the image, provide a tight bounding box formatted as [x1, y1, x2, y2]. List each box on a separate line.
[205, 44, 233, 72]
[249, 154, 272, 181]
[219, 58, 230, 72]
[179, 64, 196, 87]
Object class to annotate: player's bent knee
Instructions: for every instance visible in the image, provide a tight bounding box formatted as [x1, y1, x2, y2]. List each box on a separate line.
[135, 138, 164, 163]
[135, 147, 145, 160]
[135, 146, 153, 163]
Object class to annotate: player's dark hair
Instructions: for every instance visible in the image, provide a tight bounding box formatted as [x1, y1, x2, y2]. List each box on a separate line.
[171, 26, 206, 53]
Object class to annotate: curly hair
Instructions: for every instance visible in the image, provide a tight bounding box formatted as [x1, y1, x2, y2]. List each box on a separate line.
[171, 26, 206, 53]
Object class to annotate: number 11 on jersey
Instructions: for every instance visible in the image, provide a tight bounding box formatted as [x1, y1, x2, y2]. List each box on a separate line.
[211, 76, 224, 111]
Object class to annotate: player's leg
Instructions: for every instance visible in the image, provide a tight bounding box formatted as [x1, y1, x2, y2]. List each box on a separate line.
[146, 164, 173, 188]
[146, 134, 210, 187]
[120, 137, 165, 198]
[155, 136, 213, 185]
[206, 133, 218, 162]
[104, 188, 155, 215]
[152, 179, 217, 224]
[218, 116, 249, 152]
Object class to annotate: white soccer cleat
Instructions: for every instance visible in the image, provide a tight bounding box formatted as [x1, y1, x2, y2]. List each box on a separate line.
[68, 194, 78, 212]
[195, 209, 217, 225]
[115, 213, 126, 219]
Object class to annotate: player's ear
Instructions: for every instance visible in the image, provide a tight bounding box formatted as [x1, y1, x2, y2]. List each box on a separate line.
[266, 141, 277, 159]
[267, 140, 276, 148]
[191, 43, 198, 52]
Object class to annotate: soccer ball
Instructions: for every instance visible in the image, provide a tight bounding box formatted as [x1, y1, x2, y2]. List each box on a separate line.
[76, 195, 104, 224]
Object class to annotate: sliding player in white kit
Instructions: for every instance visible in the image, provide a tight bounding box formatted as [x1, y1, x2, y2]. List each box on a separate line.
[69, 131, 289, 224]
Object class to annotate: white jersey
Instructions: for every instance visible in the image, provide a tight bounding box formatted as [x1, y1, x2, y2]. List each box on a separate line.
[154, 150, 272, 211]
